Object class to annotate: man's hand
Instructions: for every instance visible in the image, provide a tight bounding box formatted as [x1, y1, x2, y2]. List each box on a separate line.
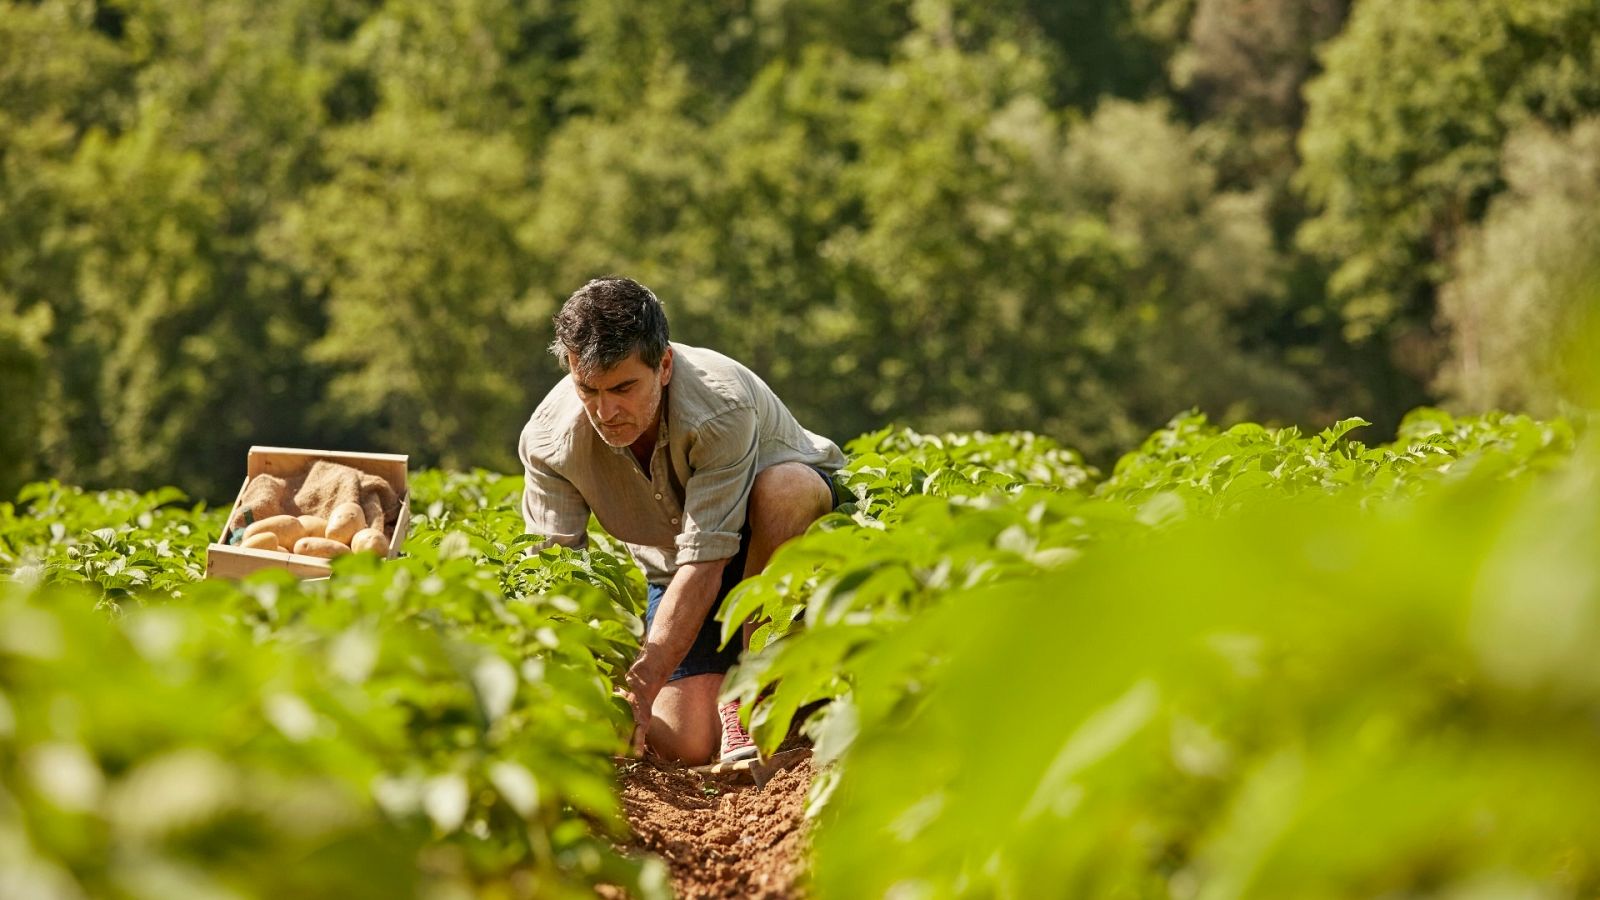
[620, 658, 669, 757]
[620, 559, 730, 757]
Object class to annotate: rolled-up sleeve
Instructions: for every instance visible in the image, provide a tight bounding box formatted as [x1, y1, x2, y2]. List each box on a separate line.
[521, 439, 589, 550]
[675, 406, 759, 565]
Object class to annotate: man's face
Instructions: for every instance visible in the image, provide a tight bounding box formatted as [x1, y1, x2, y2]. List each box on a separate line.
[569, 348, 673, 448]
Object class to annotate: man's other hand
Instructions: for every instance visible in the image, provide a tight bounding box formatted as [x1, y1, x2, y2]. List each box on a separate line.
[621, 659, 667, 757]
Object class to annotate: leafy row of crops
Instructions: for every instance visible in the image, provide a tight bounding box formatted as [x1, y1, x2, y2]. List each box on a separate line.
[1, 407, 1592, 897]
[723, 409, 1596, 896]
[1, 471, 664, 898]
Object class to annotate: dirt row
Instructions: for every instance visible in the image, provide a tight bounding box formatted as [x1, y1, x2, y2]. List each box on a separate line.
[609, 756, 814, 899]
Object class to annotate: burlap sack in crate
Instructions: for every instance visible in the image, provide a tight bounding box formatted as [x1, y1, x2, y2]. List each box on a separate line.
[224, 459, 401, 545]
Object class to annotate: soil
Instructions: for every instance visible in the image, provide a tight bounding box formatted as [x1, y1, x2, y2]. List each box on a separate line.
[608, 756, 814, 899]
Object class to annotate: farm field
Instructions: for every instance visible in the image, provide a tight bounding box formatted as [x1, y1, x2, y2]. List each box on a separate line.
[9, 2, 1600, 896]
[2, 408, 1596, 898]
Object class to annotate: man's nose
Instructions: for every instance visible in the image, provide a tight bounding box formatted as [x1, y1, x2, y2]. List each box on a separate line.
[596, 394, 617, 421]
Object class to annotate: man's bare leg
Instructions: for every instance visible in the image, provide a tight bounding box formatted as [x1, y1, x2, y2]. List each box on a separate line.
[742, 462, 836, 579]
[741, 462, 835, 646]
[646, 673, 722, 764]
[645, 463, 834, 764]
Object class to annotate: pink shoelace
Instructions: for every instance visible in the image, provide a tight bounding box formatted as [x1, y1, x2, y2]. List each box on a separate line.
[718, 700, 756, 756]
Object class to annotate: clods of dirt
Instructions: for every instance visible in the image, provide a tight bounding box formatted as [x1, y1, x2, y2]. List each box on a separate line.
[610, 756, 813, 899]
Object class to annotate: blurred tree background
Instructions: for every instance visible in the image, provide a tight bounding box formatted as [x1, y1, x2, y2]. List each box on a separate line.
[3, 0, 1599, 502]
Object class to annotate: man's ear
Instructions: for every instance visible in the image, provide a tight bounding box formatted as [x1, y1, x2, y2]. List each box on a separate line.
[659, 346, 674, 386]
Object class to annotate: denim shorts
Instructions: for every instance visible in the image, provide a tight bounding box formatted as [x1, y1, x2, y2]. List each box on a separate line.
[644, 464, 845, 682]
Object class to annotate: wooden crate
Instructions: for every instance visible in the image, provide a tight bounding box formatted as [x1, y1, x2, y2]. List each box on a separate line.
[205, 446, 411, 580]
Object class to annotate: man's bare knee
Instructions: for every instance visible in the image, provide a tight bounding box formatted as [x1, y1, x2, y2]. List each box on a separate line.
[750, 463, 833, 531]
[647, 719, 716, 765]
[646, 674, 720, 765]
[743, 463, 835, 608]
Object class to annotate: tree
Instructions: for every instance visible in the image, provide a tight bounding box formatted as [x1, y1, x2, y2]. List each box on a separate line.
[266, 110, 540, 472]
[338, 0, 579, 144]
[673, 48, 882, 436]
[564, 0, 906, 120]
[1056, 100, 1310, 446]
[1174, 0, 1346, 137]
[1436, 118, 1600, 414]
[0, 305, 51, 499]
[527, 15, 1304, 459]
[0, 0, 132, 493]
[833, 15, 1301, 455]
[1298, 0, 1600, 343]
[32, 0, 340, 498]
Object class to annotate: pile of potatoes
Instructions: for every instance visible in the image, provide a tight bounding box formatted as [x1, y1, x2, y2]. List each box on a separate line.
[238, 501, 388, 558]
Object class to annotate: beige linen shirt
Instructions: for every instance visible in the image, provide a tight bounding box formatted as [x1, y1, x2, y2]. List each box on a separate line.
[519, 343, 845, 585]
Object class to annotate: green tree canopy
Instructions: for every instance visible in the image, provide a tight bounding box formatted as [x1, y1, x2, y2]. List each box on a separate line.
[1435, 118, 1600, 414]
[1298, 0, 1600, 341]
[6, 0, 1600, 499]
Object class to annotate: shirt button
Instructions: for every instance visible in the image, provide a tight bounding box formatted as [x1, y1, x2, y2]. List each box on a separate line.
[670, 517, 680, 525]
[654, 492, 663, 500]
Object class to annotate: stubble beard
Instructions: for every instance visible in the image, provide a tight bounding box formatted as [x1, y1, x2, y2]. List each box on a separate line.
[591, 388, 661, 449]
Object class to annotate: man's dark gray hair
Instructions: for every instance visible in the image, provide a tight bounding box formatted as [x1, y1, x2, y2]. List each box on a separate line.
[548, 276, 670, 374]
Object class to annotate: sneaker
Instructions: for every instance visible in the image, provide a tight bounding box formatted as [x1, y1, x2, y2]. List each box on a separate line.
[718, 700, 759, 763]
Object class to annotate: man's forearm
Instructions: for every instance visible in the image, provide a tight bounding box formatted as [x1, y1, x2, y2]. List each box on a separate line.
[633, 559, 729, 685]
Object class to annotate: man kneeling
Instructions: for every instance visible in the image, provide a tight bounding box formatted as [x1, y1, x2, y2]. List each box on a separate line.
[519, 276, 844, 764]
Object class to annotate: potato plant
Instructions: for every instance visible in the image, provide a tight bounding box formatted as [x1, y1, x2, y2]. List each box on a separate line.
[0, 470, 666, 899]
[809, 446, 1600, 898]
[711, 409, 1598, 897]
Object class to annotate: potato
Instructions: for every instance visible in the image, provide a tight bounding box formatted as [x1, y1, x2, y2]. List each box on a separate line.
[350, 527, 388, 555]
[243, 514, 306, 549]
[242, 531, 282, 552]
[326, 501, 365, 545]
[293, 536, 351, 559]
[297, 515, 327, 539]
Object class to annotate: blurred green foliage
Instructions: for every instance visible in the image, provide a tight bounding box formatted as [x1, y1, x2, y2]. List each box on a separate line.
[7, 0, 1598, 503]
[721, 410, 1578, 759]
[0, 467, 667, 898]
[708, 412, 1596, 897]
[811, 456, 1600, 896]
[1434, 120, 1600, 414]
